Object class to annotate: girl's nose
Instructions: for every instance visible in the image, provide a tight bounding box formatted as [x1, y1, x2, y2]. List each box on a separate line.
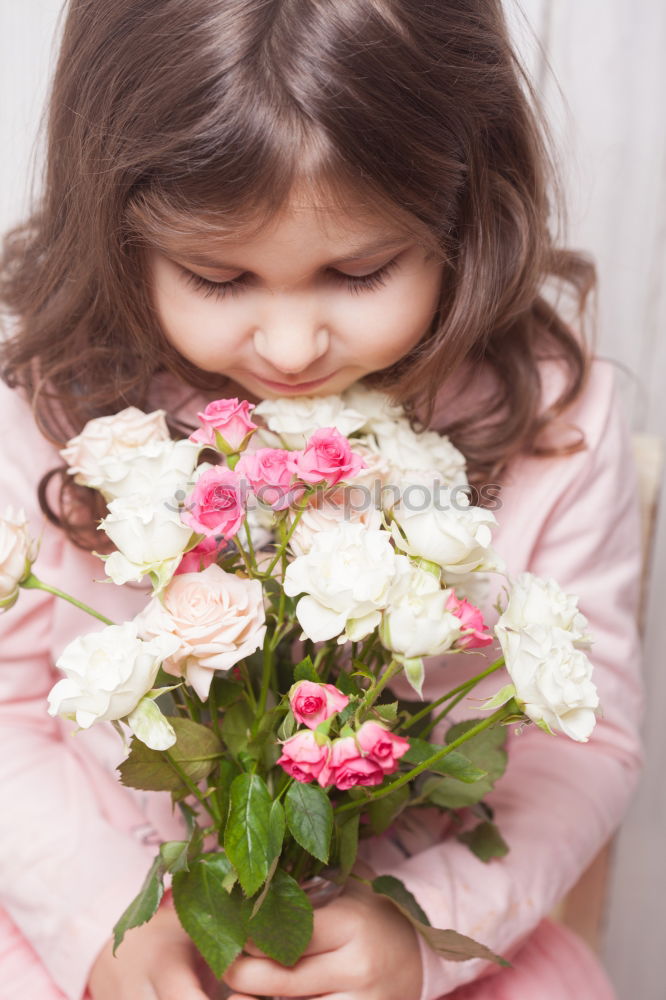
[252, 311, 330, 376]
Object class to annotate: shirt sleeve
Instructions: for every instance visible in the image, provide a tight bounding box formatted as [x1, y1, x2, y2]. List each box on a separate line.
[375, 361, 645, 999]
[0, 384, 161, 1000]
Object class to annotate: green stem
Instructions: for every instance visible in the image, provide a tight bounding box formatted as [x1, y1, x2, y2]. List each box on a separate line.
[355, 659, 401, 721]
[257, 631, 273, 720]
[402, 656, 506, 732]
[264, 493, 313, 577]
[238, 662, 258, 711]
[21, 573, 114, 626]
[164, 750, 209, 813]
[232, 536, 254, 576]
[313, 645, 330, 673]
[242, 517, 257, 571]
[336, 702, 516, 815]
[208, 679, 224, 744]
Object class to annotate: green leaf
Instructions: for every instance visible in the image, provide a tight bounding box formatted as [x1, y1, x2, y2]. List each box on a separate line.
[160, 840, 190, 874]
[267, 799, 286, 866]
[211, 676, 245, 708]
[337, 813, 360, 879]
[403, 657, 425, 698]
[172, 855, 250, 978]
[335, 669, 360, 697]
[159, 825, 204, 875]
[113, 854, 165, 952]
[248, 869, 314, 966]
[118, 717, 223, 795]
[368, 783, 410, 835]
[479, 682, 516, 712]
[351, 658, 374, 680]
[374, 702, 399, 723]
[425, 722, 508, 809]
[285, 781, 333, 864]
[417, 924, 511, 966]
[278, 709, 297, 741]
[404, 738, 486, 782]
[248, 706, 284, 765]
[220, 700, 254, 756]
[212, 758, 240, 829]
[457, 820, 509, 863]
[371, 875, 510, 968]
[371, 875, 430, 925]
[224, 773, 272, 896]
[294, 655, 319, 682]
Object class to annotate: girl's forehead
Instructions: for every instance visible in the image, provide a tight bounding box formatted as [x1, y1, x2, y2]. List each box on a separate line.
[138, 186, 418, 258]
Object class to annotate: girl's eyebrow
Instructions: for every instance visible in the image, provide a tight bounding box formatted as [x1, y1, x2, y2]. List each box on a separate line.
[174, 236, 411, 271]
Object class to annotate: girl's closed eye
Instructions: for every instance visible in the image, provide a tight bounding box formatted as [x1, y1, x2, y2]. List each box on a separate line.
[178, 256, 401, 300]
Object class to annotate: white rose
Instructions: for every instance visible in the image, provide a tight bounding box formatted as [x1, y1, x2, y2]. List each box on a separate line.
[341, 385, 404, 435]
[499, 572, 592, 647]
[60, 407, 170, 489]
[253, 395, 366, 449]
[100, 494, 194, 590]
[287, 491, 383, 557]
[88, 438, 200, 504]
[391, 488, 503, 576]
[134, 564, 267, 700]
[283, 521, 399, 643]
[446, 571, 491, 609]
[494, 621, 599, 742]
[0, 508, 34, 611]
[47, 622, 179, 737]
[374, 419, 468, 488]
[380, 562, 463, 659]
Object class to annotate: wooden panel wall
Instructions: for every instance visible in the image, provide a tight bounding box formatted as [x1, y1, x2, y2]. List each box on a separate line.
[1, 2, 665, 996]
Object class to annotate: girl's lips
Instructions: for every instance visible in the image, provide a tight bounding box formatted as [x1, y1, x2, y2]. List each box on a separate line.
[256, 372, 335, 393]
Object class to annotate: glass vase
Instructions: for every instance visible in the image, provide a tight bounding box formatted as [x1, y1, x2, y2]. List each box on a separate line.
[213, 874, 342, 1000]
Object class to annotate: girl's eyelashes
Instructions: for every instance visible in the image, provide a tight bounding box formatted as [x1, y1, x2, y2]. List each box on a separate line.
[178, 257, 401, 300]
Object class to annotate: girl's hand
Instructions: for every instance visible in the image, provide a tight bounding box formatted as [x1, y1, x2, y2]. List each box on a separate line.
[87, 900, 215, 999]
[224, 878, 423, 1000]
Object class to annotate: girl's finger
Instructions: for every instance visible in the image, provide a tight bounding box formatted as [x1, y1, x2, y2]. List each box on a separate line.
[152, 959, 212, 999]
[224, 949, 352, 997]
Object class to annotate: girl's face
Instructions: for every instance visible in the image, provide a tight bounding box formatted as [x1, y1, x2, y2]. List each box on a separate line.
[147, 187, 443, 401]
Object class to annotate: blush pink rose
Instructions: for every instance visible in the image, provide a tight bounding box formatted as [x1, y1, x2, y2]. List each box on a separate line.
[189, 398, 257, 453]
[175, 536, 226, 575]
[236, 448, 304, 511]
[277, 730, 330, 784]
[289, 681, 349, 730]
[355, 721, 409, 775]
[317, 736, 385, 790]
[287, 428, 366, 487]
[182, 467, 246, 539]
[134, 564, 266, 700]
[446, 591, 494, 649]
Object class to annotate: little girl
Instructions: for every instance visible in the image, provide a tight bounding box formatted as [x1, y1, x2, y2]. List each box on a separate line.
[0, 1, 643, 999]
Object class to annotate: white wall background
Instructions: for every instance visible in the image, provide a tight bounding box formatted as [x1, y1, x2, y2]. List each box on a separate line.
[1, 2, 664, 996]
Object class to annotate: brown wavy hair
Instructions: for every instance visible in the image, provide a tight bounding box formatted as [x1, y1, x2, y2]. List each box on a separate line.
[0, 0, 595, 548]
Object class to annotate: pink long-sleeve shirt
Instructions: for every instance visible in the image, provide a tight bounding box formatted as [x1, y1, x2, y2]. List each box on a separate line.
[0, 357, 644, 1000]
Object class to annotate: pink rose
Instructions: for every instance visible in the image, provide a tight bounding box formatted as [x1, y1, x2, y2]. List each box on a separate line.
[287, 428, 366, 487]
[317, 736, 385, 790]
[175, 536, 226, 575]
[446, 591, 493, 649]
[182, 467, 246, 539]
[236, 448, 304, 511]
[190, 398, 257, 454]
[289, 681, 349, 730]
[134, 564, 266, 699]
[277, 730, 330, 784]
[355, 721, 409, 775]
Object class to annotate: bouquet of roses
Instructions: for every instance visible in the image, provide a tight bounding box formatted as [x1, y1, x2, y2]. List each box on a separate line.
[0, 386, 600, 987]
